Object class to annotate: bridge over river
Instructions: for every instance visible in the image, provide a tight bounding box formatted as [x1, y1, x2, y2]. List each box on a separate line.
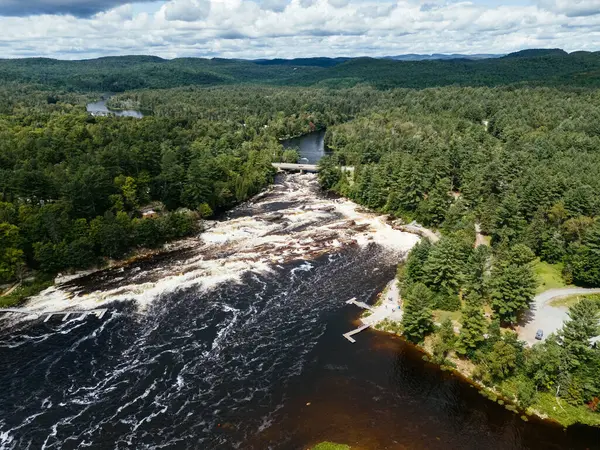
[272, 163, 354, 173]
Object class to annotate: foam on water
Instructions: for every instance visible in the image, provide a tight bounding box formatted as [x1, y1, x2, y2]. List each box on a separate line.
[11, 174, 419, 319]
[0, 173, 423, 449]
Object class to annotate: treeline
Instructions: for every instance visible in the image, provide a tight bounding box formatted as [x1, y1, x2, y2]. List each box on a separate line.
[295, 50, 600, 89]
[3, 49, 600, 92]
[1, 84, 415, 288]
[320, 86, 600, 287]
[0, 56, 321, 91]
[318, 85, 600, 418]
[398, 237, 599, 419]
[1, 86, 318, 286]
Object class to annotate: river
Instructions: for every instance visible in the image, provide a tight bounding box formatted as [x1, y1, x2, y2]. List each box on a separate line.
[86, 96, 144, 118]
[282, 130, 329, 164]
[0, 134, 598, 450]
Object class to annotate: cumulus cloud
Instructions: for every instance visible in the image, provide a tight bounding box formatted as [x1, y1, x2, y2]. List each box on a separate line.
[538, 0, 600, 17]
[163, 0, 211, 21]
[328, 0, 349, 7]
[259, 0, 289, 12]
[0, 0, 599, 59]
[0, 0, 161, 17]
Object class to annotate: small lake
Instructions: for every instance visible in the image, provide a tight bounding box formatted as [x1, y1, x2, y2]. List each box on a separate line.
[86, 98, 144, 118]
[282, 130, 330, 164]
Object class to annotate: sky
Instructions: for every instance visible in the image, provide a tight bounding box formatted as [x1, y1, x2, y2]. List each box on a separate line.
[0, 0, 599, 59]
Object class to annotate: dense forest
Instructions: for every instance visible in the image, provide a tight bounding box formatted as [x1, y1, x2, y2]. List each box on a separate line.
[0, 84, 385, 298]
[0, 51, 599, 421]
[317, 86, 600, 421]
[2, 49, 600, 91]
[320, 87, 600, 288]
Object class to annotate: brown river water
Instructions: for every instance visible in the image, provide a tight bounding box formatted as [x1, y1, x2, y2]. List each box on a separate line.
[0, 134, 598, 449]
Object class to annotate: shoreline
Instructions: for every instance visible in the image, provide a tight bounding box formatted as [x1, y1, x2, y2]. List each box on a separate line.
[3, 172, 597, 431]
[366, 278, 600, 430]
[3, 173, 420, 319]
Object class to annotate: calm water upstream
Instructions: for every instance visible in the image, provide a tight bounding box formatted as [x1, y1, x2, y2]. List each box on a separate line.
[282, 131, 329, 164]
[86, 97, 144, 118]
[0, 135, 598, 450]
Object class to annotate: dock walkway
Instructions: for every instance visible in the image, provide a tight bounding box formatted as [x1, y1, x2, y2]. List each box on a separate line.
[342, 281, 403, 343]
[0, 308, 108, 322]
[345, 297, 374, 312]
[342, 324, 370, 343]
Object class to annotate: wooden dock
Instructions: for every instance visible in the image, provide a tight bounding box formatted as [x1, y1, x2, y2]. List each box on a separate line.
[345, 297, 374, 312]
[343, 324, 370, 343]
[0, 308, 108, 322]
[342, 297, 375, 343]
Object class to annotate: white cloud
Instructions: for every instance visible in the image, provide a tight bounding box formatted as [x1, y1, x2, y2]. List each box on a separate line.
[538, 0, 600, 17]
[328, 0, 349, 8]
[259, 0, 289, 12]
[163, 0, 211, 21]
[0, 0, 599, 59]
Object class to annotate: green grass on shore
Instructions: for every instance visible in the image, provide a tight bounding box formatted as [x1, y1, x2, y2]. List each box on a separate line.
[534, 260, 570, 293]
[312, 442, 351, 450]
[550, 294, 600, 309]
[532, 393, 600, 428]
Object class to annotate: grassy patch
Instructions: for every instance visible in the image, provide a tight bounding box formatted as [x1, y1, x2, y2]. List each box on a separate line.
[433, 310, 462, 324]
[549, 294, 600, 309]
[533, 260, 570, 293]
[532, 392, 600, 428]
[0, 275, 54, 308]
[374, 318, 402, 335]
[312, 442, 351, 450]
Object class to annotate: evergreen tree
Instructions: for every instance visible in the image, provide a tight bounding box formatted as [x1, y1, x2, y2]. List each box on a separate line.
[423, 236, 470, 298]
[158, 145, 185, 211]
[397, 158, 424, 212]
[401, 282, 434, 343]
[465, 245, 490, 297]
[181, 158, 213, 210]
[568, 223, 600, 286]
[559, 299, 600, 371]
[456, 294, 487, 355]
[317, 156, 342, 191]
[420, 178, 452, 226]
[400, 239, 432, 287]
[492, 193, 526, 244]
[490, 245, 537, 324]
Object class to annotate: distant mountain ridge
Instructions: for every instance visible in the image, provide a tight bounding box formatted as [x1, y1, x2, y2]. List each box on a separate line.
[1, 48, 599, 91]
[382, 53, 503, 61]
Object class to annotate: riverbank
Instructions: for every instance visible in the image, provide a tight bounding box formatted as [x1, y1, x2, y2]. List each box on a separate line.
[2, 174, 419, 320]
[367, 279, 600, 429]
[2, 172, 599, 449]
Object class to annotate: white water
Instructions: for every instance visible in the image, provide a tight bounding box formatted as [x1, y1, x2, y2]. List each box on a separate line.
[16, 174, 419, 317]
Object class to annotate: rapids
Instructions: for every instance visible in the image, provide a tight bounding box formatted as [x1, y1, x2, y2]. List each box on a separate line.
[1, 173, 598, 449]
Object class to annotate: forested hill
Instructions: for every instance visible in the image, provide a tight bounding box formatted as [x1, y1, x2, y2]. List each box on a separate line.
[1, 49, 600, 91]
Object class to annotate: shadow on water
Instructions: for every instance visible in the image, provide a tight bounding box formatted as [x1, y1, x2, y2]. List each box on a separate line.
[1, 167, 599, 449]
[245, 305, 600, 450]
[0, 247, 599, 449]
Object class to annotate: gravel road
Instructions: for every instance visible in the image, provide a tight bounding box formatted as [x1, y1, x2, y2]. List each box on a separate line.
[518, 288, 600, 345]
